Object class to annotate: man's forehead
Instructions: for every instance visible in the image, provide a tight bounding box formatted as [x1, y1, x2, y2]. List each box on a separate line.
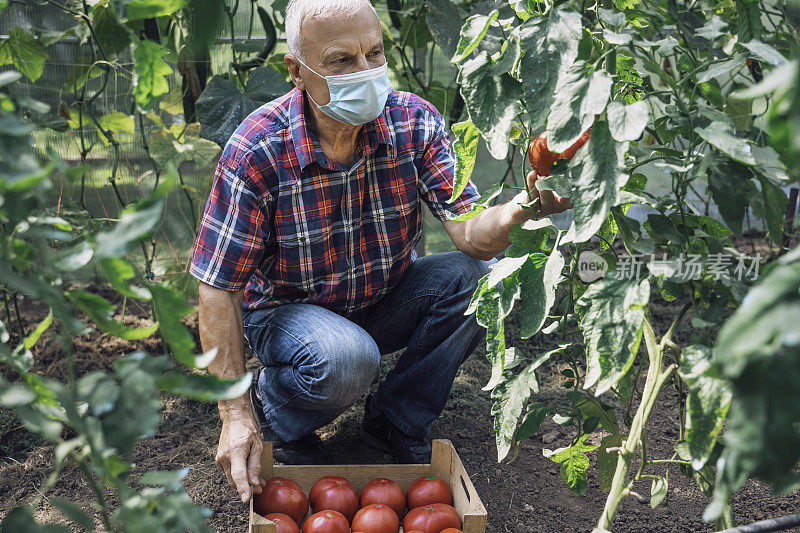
[301, 7, 382, 60]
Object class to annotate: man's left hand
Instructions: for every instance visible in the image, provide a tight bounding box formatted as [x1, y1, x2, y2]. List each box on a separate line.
[512, 169, 573, 221]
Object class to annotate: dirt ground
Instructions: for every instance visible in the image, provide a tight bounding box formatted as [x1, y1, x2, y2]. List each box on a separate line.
[1, 233, 798, 532]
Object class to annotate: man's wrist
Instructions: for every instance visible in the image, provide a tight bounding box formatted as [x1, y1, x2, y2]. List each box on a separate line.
[218, 395, 254, 421]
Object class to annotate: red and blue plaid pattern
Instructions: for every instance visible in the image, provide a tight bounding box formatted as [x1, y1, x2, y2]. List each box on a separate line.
[189, 87, 480, 313]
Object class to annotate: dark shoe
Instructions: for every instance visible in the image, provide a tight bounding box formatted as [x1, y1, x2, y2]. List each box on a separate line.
[250, 367, 331, 465]
[359, 393, 432, 464]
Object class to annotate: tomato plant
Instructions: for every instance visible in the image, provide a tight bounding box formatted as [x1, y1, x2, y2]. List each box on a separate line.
[444, 0, 800, 530]
[406, 476, 453, 509]
[360, 478, 406, 518]
[301, 510, 350, 533]
[402, 503, 461, 533]
[351, 503, 400, 533]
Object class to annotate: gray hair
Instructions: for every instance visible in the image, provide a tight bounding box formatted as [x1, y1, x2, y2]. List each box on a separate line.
[285, 0, 380, 62]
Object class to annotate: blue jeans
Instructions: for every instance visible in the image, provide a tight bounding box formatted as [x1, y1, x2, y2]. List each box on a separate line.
[242, 250, 497, 442]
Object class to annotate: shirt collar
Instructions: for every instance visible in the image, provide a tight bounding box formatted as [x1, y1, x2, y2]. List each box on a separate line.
[288, 88, 393, 171]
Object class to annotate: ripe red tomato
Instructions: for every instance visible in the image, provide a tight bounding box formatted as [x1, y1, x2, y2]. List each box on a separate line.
[360, 478, 406, 518]
[351, 503, 400, 533]
[264, 513, 301, 533]
[527, 129, 592, 177]
[441, 529, 464, 533]
[311, 479, 360, 522]
[402, 503, 461, 533]
[301, 510, 349, 533]
[309, 476, 354, 506]
[527, 132, 560, 176]
[557, 128, 591, 160]
[253, 477, 309, 525]
[406, 477, 453, 509]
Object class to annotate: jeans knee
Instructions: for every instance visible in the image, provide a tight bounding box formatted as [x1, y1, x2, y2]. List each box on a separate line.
[314, 339, 380, 409]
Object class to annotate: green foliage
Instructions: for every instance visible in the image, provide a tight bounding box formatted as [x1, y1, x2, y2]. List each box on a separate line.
[0, 27, 49, 82]
[133, 40, 173, 108]
[707, 248, 800, 518]
[0, 75, 244, 531]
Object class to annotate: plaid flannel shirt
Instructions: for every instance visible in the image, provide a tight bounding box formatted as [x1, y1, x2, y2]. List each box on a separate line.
[189, 87, 481, 314]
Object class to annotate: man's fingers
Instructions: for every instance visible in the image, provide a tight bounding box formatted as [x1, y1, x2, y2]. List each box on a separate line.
[217, 454, 237, 492]
[229, 450, 252, 502]
[247, 440, 264, 493]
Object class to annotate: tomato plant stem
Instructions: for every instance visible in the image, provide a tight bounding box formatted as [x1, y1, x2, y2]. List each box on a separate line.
[597, 316, 677, 529]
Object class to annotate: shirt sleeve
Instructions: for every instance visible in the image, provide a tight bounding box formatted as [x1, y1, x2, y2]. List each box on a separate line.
[189, 149, 269, 292]
[416, 108, 481, 222]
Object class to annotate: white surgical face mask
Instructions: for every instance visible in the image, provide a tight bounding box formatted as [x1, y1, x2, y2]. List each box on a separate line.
[297, 56, 392, 126]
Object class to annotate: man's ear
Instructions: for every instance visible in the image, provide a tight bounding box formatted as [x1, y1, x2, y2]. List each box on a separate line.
[285, 54, 305, 90]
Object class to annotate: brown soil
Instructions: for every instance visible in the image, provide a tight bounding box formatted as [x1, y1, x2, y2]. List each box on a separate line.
[1, 233, 798, 532]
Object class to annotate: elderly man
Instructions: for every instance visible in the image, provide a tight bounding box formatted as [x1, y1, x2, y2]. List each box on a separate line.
[190, 0, 571, 504]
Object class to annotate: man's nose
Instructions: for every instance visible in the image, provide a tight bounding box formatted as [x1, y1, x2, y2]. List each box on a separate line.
[353, 54, 370, 72]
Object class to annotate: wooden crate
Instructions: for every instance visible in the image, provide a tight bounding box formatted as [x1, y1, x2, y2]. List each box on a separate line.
[248, 439, 487, 533]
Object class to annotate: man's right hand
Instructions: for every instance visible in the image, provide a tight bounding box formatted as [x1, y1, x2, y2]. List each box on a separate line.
[216, 411, 266, 503]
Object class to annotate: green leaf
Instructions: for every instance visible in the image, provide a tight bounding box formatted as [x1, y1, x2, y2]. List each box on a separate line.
[565, 120, 629, 243]
[196, 69, 291, 146]
[53, 240, 93, 271]
[735, 0, 763, 42]
[133, 40, 172, 108]
[148, 283, 203, 368]
[707, 162, 753, 237]
[488, 255, 529, 289]
[506, 219, 554, 257]
[22, 309, 52, 350]
[514, 402, 555, 451]
[426, 0, 463, 58]
[679, 345, 732, 470]
[103, 352, 170, 456]
[99, 257, 150, 300]
[449, 120, 480, 203]
[67, 290, 159, 340]
[543, 434, 599, 496]
[452, 10, 499, 63]
[91, 3, 132, 55]
[519, 249, 564, 338]
[149, 127, 221, 173]
[597, 434, 625, 491]
[578, 274, 649, 396]
[695, 121, 756, 165]
[127, 0, 187, 20]
[0, 379, 36, 407]
[492, 348, 562, 461]
[157, 371, 252, 401]
[708, 250, 800, 514]
[650, 476, 668, 508]
[576, 397, 620, 434]
[547, 62, 612, 153]
[695, 15, 727, 42]
[518, 9, 583, 130]
[93, 198, 164, 258]
[447, 184, 505, 221]
[752, 174, 789, 245]
[607, 100, 648, 142]
[696, 55, 747, 84]
[49, 497, 95, 531]
[740, 40, 787, 67]
[458, 52, 522, 159]
[3, 27, 49, 82]
[76, 371, 120, 416]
